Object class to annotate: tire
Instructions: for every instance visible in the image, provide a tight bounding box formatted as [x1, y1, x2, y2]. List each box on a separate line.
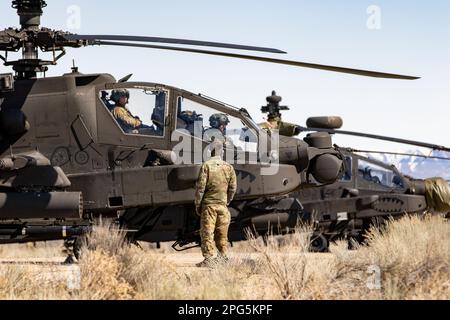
[309, 233, 329, 253]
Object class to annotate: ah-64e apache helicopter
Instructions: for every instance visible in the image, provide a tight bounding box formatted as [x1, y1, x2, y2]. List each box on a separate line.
[255, 91, 450, 252]
[0, 0, 444, 256]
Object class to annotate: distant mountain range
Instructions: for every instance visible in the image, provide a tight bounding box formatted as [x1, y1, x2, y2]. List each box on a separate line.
[359, 150, 450, 181]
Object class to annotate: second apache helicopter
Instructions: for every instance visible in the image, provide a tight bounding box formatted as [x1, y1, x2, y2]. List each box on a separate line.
[255, 91, 450, 252]
[0, 0, 446, 256]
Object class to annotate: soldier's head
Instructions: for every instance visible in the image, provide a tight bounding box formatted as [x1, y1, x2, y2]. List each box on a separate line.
[209, 140, 224, 158]
[209, 113, 230, 133]
[110, 89, 130, 107]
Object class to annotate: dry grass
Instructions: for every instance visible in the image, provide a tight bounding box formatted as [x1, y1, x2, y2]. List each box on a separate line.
[0, 241, 64, 259]
[0, 214, 448, 300]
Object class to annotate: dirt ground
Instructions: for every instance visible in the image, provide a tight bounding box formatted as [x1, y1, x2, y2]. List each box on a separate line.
[0, 243, 331, 289]
[0, 246, 329, 272]
[1, 216, 448, 300]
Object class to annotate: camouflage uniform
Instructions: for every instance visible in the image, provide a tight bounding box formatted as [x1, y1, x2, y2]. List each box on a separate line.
[260, 117, 280, 131]
[112, 106, 142, 133]
[260, 117, 300, 137]
[195, 155, 237, 258]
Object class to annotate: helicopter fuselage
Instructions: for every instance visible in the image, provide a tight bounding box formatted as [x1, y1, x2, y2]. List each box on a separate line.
[0, 71, 349, 246]
[1, 72, 317, 213]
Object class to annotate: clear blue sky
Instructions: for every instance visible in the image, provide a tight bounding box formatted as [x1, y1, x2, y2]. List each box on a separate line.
[1, 1, 449, 153]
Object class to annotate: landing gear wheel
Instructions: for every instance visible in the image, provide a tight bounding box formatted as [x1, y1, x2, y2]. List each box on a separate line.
[68, 235, 89, 261]
[73, 236, 84, 260]
[347, 232, 365, 250]
[309, 233, 329, 253]
[63, 254, 76, 265]
[63, 238, 77, 264]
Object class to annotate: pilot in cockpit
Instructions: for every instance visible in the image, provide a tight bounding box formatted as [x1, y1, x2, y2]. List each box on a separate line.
[111, 89, 143, 134]
[110, 89, 165, 136]
[177, 110, 203, 136]
[204, 113, 230, 143]
[203, 113, 239, 150]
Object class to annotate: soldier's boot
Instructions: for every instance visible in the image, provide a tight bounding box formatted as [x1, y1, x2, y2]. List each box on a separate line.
[214, 253, 230, 264]
[196, 257, 216, 268]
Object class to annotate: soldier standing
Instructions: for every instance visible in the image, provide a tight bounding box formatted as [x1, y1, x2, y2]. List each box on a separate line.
[194, 140, 237, 268]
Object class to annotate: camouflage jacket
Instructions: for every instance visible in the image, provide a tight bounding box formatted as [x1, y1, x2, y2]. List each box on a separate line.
[112, 106, 142, 131]
[195, 156, 237, 207]
[260, 117, 281, 131]
[259, 118, 299, 137]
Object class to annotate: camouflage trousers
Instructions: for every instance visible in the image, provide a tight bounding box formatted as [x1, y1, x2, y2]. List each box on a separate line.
[200, 204, 231, 258]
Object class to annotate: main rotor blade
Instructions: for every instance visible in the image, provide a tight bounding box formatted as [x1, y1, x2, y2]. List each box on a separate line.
[65, 34, 286, 54]
[89, 40, 420, 80]
[298, 126, 450, 152]
[342, 148, 450, 160]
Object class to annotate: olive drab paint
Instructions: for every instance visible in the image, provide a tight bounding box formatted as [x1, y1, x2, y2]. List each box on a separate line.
[0, 1, 445, 253]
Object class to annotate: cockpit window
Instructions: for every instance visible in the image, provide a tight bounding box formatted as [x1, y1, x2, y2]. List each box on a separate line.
[176, 96, 258, 152]
[358, 159, 404, 188]
[100, 88, 168, 137]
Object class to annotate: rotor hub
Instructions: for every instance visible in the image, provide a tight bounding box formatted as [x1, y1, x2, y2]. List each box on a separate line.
[1, 0, 419, 82]
[12, 0, 47, 30]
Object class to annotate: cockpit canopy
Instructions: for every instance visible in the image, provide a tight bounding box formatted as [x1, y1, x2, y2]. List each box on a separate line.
[99, 85, 259, 152]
